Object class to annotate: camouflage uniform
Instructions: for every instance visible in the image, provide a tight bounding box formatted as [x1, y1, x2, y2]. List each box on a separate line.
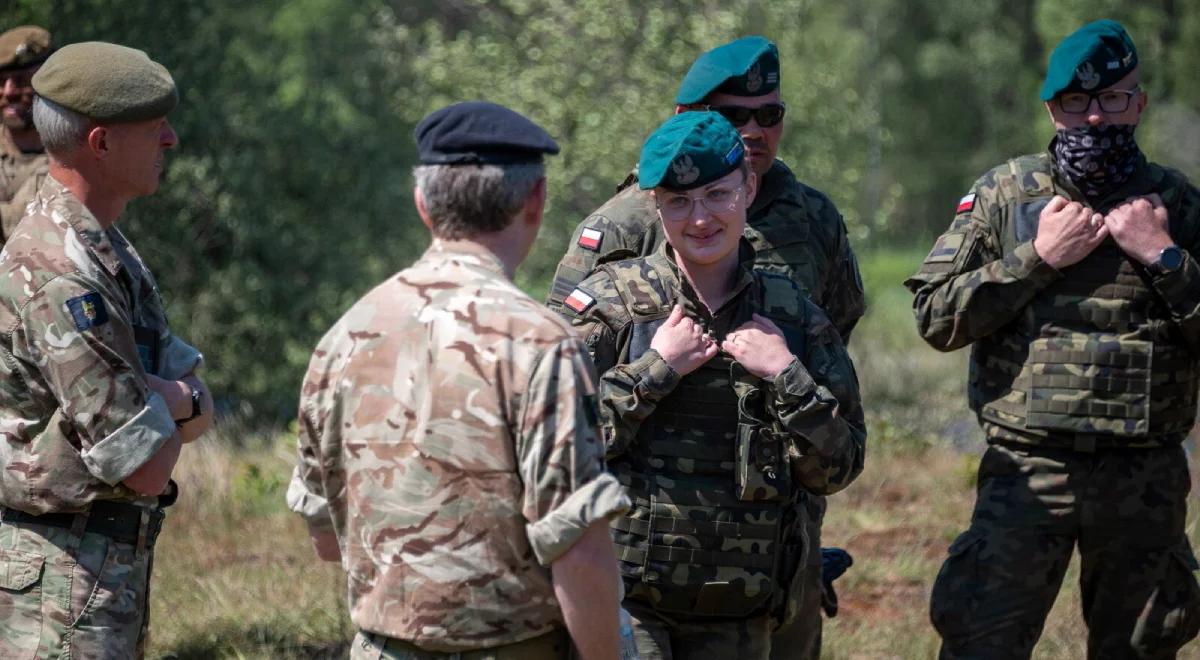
[0, 138, 47, 243]
[548, 159, 864, 656]
[0, 176, 200, 659]
[560, 241, 866, 660]
[287, 239, 630, 658]
[907, 152, 1200, 659]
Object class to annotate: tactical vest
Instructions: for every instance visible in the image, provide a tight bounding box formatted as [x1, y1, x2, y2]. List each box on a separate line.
[600, 256, 809, 619]
[971, 156, 1199, 447]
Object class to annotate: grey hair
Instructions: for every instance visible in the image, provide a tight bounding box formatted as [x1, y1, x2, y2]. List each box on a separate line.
[32, 96, 92, 156]
[412, 163, 545, 239]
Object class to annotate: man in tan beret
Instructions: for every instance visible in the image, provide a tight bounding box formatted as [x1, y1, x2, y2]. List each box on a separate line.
[0, 25, 51, 244]
[0, 42, 212, 659]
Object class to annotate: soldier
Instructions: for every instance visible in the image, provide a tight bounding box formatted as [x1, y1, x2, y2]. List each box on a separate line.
[0, 42, 213, 659]
[0, 25, 51, 244]
[287, 101, 630, 660]
[547, 36, 865, 658]
[558, 110, 865, 659]
[907, 20, 1200, 659]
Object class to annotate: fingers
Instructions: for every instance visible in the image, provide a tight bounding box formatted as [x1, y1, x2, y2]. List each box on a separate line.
[1043, 195, 1069, 216]
[1145, 193, 1165, 208]
[665, 304, 685, 326]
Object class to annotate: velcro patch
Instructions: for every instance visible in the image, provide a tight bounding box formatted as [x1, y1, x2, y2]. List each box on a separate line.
[577, 228, 603, 252]
[925, 232, 966, 264]
[956, 193, 976, 214]
[564, 288, 596, 314]
[65, 292, 109, 331]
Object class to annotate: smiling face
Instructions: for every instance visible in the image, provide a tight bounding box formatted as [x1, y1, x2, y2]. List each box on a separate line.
[655, 167, 756, 269]
[0, 64, 38, 132]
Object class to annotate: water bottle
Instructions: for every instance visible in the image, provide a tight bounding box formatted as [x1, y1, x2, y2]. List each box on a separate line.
[618, 607, 639, 660]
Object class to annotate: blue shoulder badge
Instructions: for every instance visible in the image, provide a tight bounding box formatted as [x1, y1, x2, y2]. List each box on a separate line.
[65, 292, 109, 331]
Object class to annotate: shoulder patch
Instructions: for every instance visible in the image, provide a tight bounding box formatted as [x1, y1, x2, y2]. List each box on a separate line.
[956, 193, 976, 214]
[577, 227, 604, 252]
[564, 288, 596, 314]
[65, 292, 109, 331]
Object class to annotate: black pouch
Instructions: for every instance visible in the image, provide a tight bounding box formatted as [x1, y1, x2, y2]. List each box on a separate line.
[734, 388, 790, 502]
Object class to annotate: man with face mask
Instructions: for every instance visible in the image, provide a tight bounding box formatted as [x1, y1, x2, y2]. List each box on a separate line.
[906, 20, 1200, 659]
[0, 26, 51, 244]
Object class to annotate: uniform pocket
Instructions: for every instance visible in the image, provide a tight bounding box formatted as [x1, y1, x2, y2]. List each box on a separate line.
[929, 530, 985, 644]
[1131, 544, 1200, 656]
[0, 547, 47, 659]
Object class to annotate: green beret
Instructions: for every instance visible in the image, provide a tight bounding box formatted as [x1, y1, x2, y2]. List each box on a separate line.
[639, 111, 745, 191]
[1040, 20, 1138, 101]
[0, 26, 51, 72]
[32, 41, 178, 122]
[676, 36, 780, 105]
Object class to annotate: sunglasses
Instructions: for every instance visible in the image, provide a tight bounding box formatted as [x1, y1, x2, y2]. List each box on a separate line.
[705, 103, 787, 128]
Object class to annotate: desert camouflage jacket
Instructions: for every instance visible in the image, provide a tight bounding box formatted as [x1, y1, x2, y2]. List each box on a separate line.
[561, 241, 866, 495]
[287, 239, 630, 652]
[547, 160, 866, 340]
[0, 137, 48, 244]
[0, 176, 201, 513]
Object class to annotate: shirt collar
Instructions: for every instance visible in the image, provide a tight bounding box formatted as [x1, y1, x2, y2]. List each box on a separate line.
[424, 238, 509, 277]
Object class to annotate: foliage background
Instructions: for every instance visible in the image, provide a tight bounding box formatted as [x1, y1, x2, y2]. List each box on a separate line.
[3, 0, 1198, 418]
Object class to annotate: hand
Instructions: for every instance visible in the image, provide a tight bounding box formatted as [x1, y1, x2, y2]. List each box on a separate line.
[721, 314, 795, 379]
[649, 304, 717, 376]
[1032, 195, 1108, 269]
[1104, 194, 1173, 265]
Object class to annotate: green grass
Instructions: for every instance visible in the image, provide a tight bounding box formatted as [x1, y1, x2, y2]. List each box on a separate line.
[145, 247, 1200, 659]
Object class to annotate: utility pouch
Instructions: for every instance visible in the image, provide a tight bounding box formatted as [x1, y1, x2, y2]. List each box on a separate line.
[734, 388, 790, 502]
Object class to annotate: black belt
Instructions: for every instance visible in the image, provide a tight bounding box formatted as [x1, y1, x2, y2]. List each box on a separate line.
[1, 500, 165, 547]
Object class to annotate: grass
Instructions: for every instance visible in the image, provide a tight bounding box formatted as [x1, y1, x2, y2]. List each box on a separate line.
[145, 247, 1200, 659]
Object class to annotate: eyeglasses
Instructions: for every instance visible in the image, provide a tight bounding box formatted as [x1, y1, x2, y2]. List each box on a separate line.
[705, 103, 786, 128]
[655, 184, 744, 221]
[1058, 86, 1141, 114]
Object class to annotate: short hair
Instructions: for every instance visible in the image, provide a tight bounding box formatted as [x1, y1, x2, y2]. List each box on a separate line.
[412, 163, 544, 239]
[32, 95, 91, 156]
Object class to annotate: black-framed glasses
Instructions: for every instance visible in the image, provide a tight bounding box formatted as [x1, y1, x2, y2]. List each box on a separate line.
[1058, 86, 1141, 114]
[705, 103, 787, 128]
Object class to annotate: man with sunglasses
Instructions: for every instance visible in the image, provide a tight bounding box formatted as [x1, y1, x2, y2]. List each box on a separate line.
[907, 20, 1200, 658]
[547, 36, 864, 658]
[558, 110, 865, 659]
[0, 26, 51, 245]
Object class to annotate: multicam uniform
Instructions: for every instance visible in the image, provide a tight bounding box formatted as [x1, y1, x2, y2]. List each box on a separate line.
[287, 240, 630, 659]
[548, 159, 865, 651]
[907, 152, 1200, 658]
[0, 139, 47, 243]
[0, 176, 200, 659]
[560, 241, 865, 659]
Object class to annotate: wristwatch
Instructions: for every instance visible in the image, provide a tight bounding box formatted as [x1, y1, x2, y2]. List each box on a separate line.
[176, 385, 203, 425]
[1149, 245, 1184, 275]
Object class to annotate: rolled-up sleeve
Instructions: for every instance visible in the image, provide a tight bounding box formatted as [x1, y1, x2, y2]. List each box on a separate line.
[158, 333, 204, 379]
[287, 400, 333, 533]
[18, 274, 176, 485]
[517, 336, 630, 566]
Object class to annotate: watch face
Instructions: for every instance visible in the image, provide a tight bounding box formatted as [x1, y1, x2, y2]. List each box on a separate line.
[1161, 246, 1184, 272]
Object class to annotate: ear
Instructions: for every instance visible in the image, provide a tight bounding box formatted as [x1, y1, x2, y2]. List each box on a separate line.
[85, 125, 109, 159]
[743, 170, 758, 207]
[413, 186, 434, 231]
[522, 177, 547, 227]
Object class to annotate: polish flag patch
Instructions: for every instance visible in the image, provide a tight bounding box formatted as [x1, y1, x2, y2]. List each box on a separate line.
[577, 228, 603, 252]
[564, 288, 596, 314]
[956, 193, 976, 214]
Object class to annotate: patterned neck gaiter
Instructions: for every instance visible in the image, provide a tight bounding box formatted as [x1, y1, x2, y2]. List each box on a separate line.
[1051, 123, 1141, 199]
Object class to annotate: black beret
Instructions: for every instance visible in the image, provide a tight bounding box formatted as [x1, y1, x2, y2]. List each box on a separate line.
[414, 101, 560, 165]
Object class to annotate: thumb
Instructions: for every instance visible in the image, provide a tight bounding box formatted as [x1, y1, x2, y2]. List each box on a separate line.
[665, 304, 685, 326]
[1043, 195, 1069, 216]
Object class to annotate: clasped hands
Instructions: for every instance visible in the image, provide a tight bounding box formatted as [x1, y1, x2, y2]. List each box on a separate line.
[1032, 193, 1173, 269]
[650, 304, 795, 379]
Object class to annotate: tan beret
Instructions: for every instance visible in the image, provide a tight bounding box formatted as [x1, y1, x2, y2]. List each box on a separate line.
[0, 25, 51, 72]
[32, 41, 178, 122]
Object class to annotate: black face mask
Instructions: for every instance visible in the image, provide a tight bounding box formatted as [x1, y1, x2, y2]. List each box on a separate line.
[1051, 123, 1141, 199]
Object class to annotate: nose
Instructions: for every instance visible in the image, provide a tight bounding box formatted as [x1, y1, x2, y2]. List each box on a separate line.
[161, 121, 179, 149]
[1, 77, 16, 97]
[1085, 97, 1105, 126]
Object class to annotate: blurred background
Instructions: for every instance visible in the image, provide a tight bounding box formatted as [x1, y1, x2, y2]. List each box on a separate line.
[3, 1, 1199, 657]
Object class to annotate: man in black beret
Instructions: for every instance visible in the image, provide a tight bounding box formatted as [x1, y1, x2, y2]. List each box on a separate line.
[288, 100, 629, 660]
[0, 41, 213, 659]
[0, 25, 52, 243]
[908, 20, 1200, 658]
